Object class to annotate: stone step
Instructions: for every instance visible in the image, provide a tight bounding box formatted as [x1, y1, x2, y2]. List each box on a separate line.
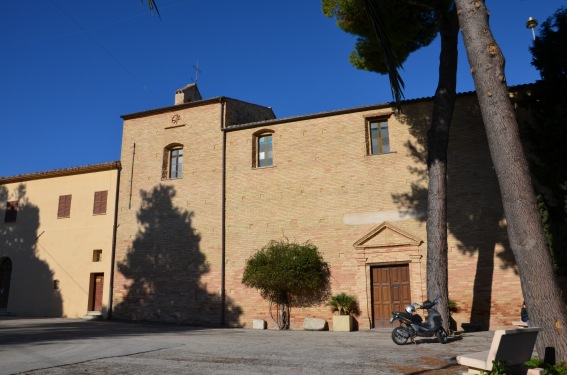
[81, 311, 103, 321]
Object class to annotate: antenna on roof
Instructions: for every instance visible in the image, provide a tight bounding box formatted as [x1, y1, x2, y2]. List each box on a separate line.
[192, 61, 202, 84]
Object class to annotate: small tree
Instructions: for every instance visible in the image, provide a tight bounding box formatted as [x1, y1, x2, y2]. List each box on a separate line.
[242, 239, 331, 330]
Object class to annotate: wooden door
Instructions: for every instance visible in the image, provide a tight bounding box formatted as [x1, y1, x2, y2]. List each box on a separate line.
[371, 264, 411, 327]
[0, 258, 12, 309]
[89, 273, 104, 311]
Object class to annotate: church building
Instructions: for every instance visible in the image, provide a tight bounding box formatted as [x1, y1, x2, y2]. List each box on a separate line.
[1, 83, 531, 329]
[110, 83, 526, 330]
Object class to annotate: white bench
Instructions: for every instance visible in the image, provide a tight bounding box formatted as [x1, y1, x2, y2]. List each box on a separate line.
[456, 327, 543, 374]
[512, 321, 529, 328]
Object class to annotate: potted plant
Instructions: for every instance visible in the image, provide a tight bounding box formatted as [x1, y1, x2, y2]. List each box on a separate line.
[448, 299, 459, 332]
[327, 292, 359, 332]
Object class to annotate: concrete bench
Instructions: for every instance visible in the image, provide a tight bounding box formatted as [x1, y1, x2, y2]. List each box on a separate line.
[512, 321, 529, 328]
[461, 322, 482, 332]
[456, 327, 543, 374]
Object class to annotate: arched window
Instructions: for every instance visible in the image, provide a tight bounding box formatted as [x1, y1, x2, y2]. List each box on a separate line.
[252, 130, 275, 168]
[162, 143, 184, 179]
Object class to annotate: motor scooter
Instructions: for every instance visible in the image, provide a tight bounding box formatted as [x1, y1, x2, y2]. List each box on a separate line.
[389, 296, 448, 345]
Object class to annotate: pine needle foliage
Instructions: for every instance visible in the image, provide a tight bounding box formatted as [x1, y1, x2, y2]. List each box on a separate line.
[143, 0, 160, 16]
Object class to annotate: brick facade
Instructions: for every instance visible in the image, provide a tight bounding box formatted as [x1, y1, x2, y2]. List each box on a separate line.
[112, 85, 526, 330]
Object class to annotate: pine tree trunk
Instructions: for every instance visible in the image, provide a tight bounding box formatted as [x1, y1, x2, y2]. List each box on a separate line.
[426, 5, 459, 334]
[455, 0, 567, 362]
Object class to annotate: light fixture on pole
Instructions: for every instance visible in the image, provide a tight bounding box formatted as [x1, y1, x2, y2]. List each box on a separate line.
[526, 17, 538, 41]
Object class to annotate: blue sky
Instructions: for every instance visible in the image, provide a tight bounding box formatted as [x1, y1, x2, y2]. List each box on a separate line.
[1, 0, 564, 177]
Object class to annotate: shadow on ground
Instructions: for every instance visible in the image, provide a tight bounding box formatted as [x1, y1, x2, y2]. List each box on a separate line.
[0, 317, 233, 347]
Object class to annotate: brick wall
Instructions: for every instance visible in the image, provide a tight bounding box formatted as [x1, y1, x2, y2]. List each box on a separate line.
[114, 91, 525, 330]
[112, 98, 277, 326]
[224, 94, 523, 330]
[113, 103, 226, 324]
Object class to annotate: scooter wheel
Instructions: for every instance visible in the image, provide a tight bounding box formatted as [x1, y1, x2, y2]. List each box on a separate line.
[391, 327, 409, 345]
[436, 328, 448, 344]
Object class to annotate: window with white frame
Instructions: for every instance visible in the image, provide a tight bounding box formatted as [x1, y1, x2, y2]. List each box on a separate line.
[369, 119, 390, 155]
[257, 134, 273, 167]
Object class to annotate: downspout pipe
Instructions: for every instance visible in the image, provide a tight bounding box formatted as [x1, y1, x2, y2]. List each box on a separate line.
[128, 143, 135, 209]
[108, 163, 122, 319]
[220, 98, 226, 326]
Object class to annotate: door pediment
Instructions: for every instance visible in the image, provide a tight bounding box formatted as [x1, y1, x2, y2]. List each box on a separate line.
[353, 222, 422, 249]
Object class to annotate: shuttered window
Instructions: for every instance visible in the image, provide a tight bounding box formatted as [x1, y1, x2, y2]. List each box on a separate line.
[57, 195, 72, 218]
[93, 191, 108, 215]
[92, 249, 102, 262]
[4, 201, 18, 223]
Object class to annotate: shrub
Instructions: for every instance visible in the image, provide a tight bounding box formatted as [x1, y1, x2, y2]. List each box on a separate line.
[525, 358, 567, 375]
[242, 239, 331, 329]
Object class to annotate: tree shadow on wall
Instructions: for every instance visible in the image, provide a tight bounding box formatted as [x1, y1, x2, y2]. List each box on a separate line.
[0, 184, 63, 316]
[392, 99, 517, 330]
[113, 185, 242, 326]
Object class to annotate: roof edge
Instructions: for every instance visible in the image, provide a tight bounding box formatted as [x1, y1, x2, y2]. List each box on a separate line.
[0, 161, 121, 184]
[224, 102, 394, 131]
[223, 83, 535, 132]
[121, 97, 225, 120]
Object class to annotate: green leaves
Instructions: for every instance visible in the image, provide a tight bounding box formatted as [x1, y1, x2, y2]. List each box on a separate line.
[242, 239, 331, 307]
[322, 0, 439, 105]
[523, 7, 567, 274]
[327, 292, 359, 315]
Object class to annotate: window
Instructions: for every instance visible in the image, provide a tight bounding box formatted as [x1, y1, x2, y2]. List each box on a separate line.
[4, 201, 18, 223]
[252, 130, 275, 168]
[170, 148, 183, 178]
[57, 195, 72, 218]
[93, 191, 108, 215]
[162, 143, 184, 179]
[369, 119, 390, 155]
[92, 250, 102, 262]
[258, 134, 273, 167]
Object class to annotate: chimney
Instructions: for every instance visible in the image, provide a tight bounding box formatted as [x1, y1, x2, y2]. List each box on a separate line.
[175, 83, 202, 105]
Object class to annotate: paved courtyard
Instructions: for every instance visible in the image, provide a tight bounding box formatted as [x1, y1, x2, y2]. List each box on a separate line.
[0, 317, 497, 374]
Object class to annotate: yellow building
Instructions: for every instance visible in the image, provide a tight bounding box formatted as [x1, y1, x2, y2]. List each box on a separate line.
[0, 162, 120, 319]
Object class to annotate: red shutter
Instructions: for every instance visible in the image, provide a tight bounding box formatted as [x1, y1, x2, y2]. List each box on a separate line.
[4, 201, 18, 223]
[57, 196, 65, 217]
[93, 191, 108, 215]
[57, 195, 72, 218]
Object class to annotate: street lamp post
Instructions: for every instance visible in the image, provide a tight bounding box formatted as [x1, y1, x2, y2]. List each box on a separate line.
[526, 17, 539, 41]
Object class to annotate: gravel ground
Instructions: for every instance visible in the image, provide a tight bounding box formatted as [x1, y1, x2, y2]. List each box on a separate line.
[0, 317, 496, 375]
